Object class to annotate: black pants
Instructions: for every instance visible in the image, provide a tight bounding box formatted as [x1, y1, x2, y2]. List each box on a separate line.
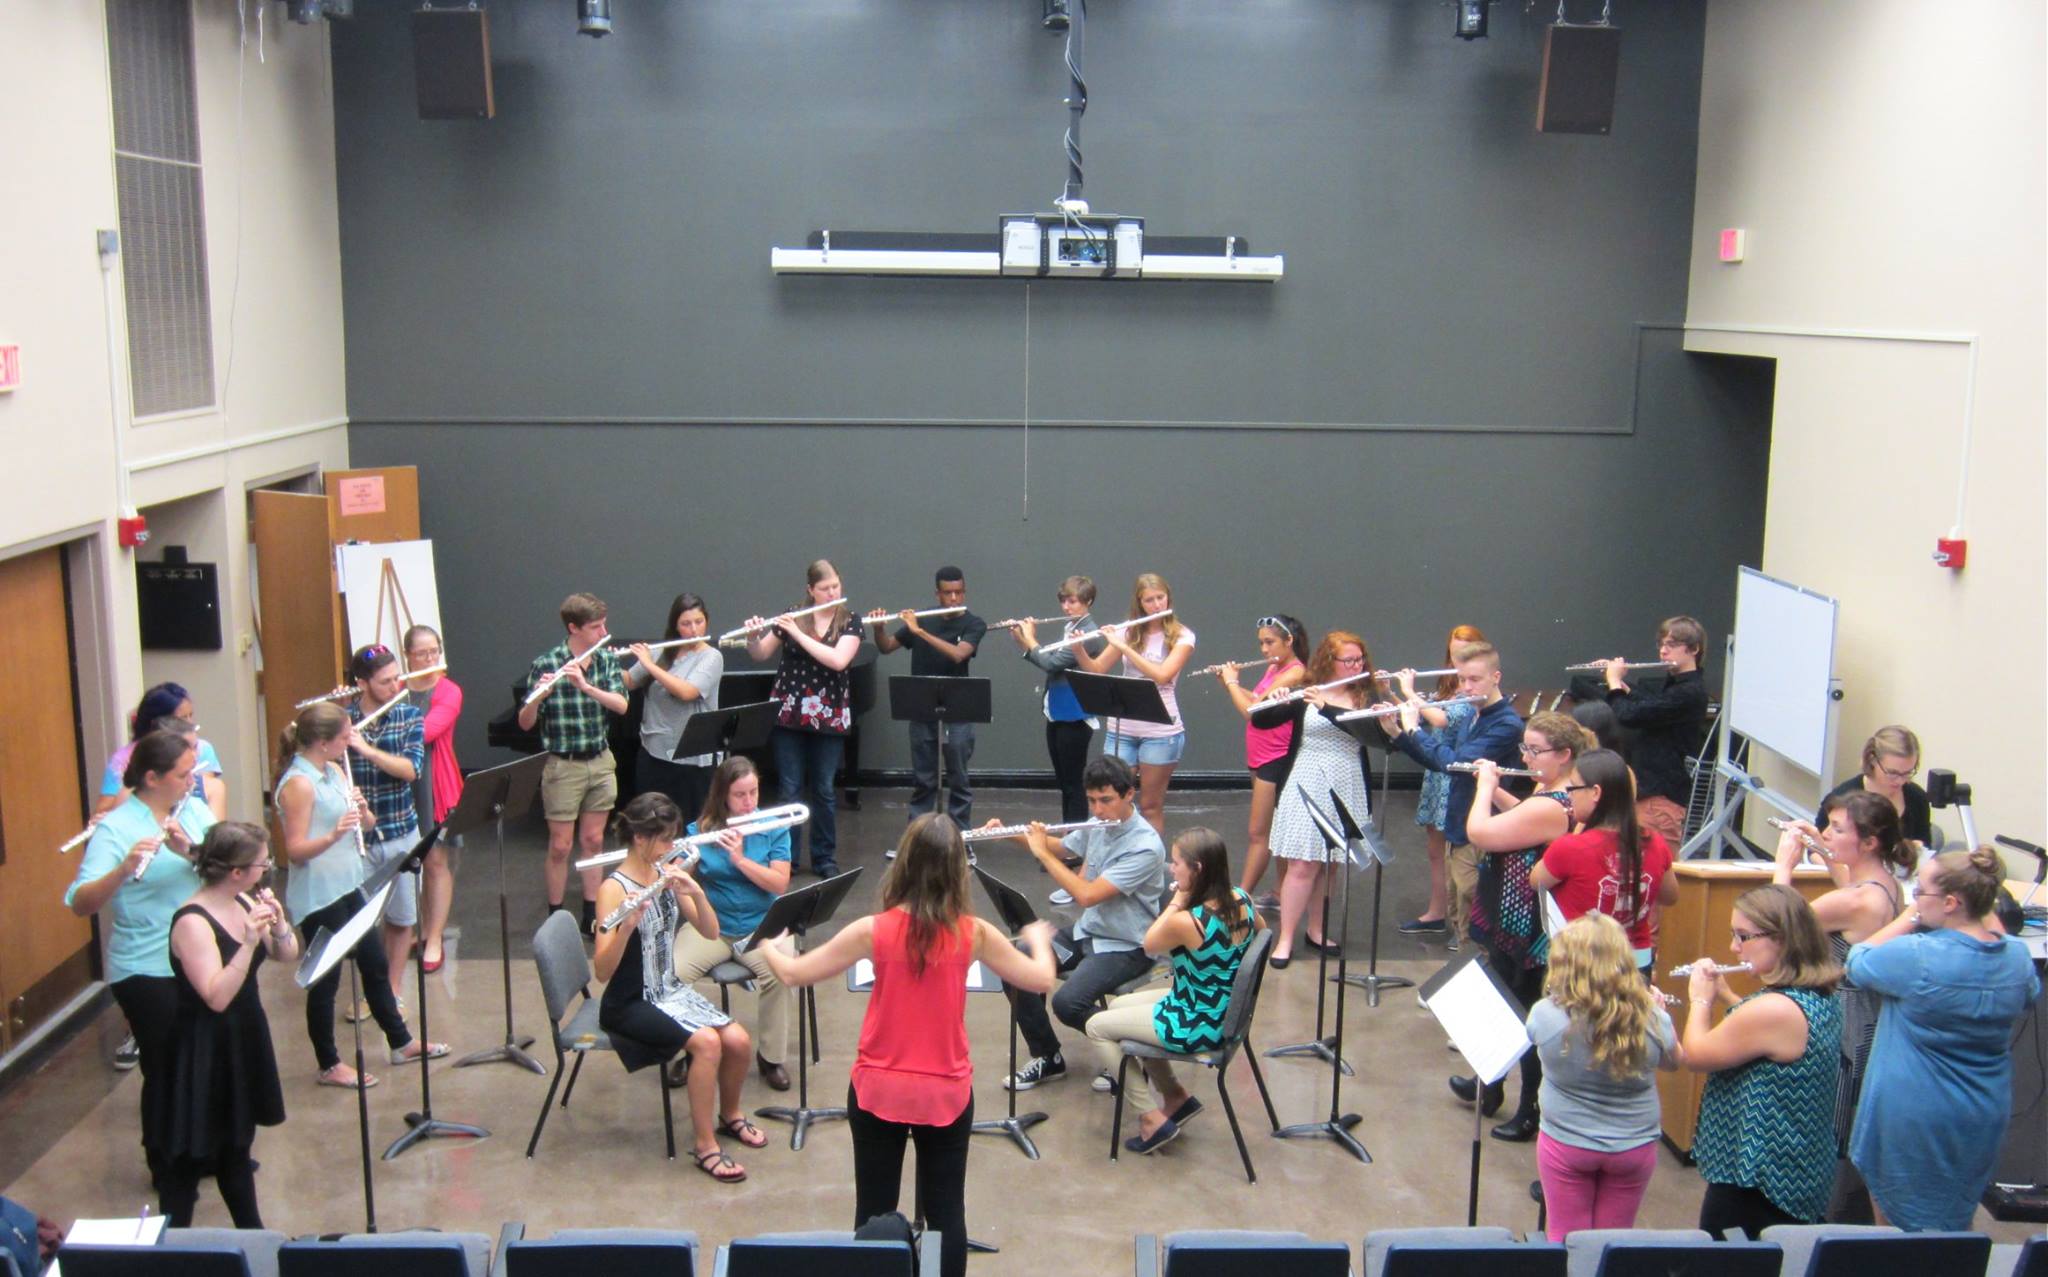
[158, 1146, 261, 1229]
[1004, 929, 1156, 1061]
[1045, 720, 1094, 823]
[111, 974, 181, 1192]
[1494, 953, 1546, 1117]
[847, 1086, 974, 1277]
[1699, 1182, 1803, 1240]
[636, 747, 714, 825]
[299, 891, 413, 1071]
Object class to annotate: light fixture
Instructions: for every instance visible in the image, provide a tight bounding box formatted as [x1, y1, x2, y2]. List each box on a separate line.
[283, 0, 323, 23]
[1042, 0, 1070, 32]
[1454, 0, 1489, 40]
[577, 0, 612, 37]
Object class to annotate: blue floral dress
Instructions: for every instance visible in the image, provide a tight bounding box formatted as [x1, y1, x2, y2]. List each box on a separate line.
[1412, 699, 1476, 830]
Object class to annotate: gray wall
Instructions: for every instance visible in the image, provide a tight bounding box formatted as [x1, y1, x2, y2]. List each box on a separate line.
[335, 0, 1773, 777]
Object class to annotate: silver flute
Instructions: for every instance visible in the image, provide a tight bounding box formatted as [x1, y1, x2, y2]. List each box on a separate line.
[523, 637, 615, 705]
[1250, 667, 1456, 713]
[1333, 694, 1481, 722]
[1767, 817, 1833, 862]
[576, 802, 812, 871]
[1035, 609, 1174, 653]
[1668, 960, 1754, 978]
[595, 845, 704, 935]
[986, 614, 1070, 633]
[963, 817, 1110, 842]
[1446, 761, 1540, 778]
[864, 606, 967, 625]
[717, 601, 843, 647]
[133, 792, 199, 881]
[296, 683, 357, 710]
[1564, 659, 1675, 672]
[1191, 657, 1273, 679]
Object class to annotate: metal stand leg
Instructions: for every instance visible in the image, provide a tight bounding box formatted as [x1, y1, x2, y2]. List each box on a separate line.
[1265, 883, 1353, 1074]
[346, 961, 377, 1231]
[970, 1000, 1047, 1158]
[756, 983, 848, 1150]
[1275, 849, 1369, 1163]
[1338, 859, 1415, 1006]
[455, 809, 546, 1074]
[386, 865, 490, 1160]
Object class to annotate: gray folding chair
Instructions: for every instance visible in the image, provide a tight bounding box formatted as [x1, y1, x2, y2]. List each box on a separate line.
[523, 910, 677, 1160]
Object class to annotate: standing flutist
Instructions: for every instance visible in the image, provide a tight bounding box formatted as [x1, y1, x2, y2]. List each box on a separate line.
[869, 565, 987, 828]
[518, 593, 629, 933]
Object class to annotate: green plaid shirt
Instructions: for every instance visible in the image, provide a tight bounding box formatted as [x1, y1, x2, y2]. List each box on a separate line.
[527, 641, 625, 756]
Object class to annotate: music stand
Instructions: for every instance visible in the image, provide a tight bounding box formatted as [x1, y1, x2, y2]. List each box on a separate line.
[1066, 672, 1173, 740]
[741, 866, 867, 1149]
[673, 699, 779, 763]
[1417, 951, 1533, 1225]
[1327, 788, 1414, 1005]
[967, 865, 1052, 1159]
[451, 752, 548, 1074]
[1265, 794, 1355, 1077]
[1271, 788, 1370, 1164]
[887, 676, 992, 827]
[296, 877, 398, 1232]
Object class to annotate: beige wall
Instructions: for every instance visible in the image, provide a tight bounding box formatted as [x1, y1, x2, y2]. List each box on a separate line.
[1687, 1, 2046, 848]
[0, 2, 348, 813]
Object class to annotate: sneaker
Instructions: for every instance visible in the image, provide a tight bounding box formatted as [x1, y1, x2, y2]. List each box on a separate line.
[1049, 888, 1074, 907]
[1004, 1053, 1066, 1092]
[1447, 936, 1462, 953]
[885, 848, 897, 860]
[1090, 1069, 1116, 1093]
[1398, 917, 1447, 935]
[113, 1034, 140, 1071]
[1253, 891, 1281, 912]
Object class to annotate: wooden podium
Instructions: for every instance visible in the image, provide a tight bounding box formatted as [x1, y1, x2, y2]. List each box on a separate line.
[1655, 860, 1834, 1157]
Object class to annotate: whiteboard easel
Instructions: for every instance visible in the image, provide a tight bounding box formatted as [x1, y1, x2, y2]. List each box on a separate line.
[337, 540, 442, 655]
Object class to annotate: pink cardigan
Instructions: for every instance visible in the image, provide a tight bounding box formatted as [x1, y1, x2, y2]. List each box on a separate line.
[419, 677, 465, 824]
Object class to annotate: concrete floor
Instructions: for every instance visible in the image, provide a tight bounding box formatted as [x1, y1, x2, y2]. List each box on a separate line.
[3, 785, 2034, 1267]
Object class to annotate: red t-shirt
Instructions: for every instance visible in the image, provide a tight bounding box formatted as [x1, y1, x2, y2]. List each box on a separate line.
[851, 909, 976, 1125]
[1540, 827, 1673, 948]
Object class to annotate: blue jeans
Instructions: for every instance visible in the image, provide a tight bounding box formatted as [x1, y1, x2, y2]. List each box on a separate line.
[1105, 729, 1186, 767]
[773, 727, 844, 870]
[908, 721, 974, 826]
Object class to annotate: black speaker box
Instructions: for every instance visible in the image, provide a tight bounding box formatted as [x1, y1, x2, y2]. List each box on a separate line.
[137, 559, 223, 651]
[412, 7, 495, 120]
[1538, 24, 1621, 135]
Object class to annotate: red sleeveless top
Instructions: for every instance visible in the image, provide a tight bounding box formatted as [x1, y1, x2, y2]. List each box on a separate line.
[851, 909, 976, 1125]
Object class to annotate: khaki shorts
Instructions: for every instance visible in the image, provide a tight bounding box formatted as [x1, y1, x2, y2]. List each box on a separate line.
[541, 750, 618, 823]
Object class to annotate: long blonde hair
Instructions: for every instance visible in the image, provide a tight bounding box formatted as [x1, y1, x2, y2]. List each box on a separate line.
[1127, 572, 1185, 649]
[1543, 913, 1660, 1077]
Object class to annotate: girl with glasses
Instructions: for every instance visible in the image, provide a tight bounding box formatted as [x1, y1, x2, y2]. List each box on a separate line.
[1820, 725, 1932, 846]
[1532, 748, 1680, 971]
[1213, 614, 1309, 907]
[1011, 576, 1106, 823]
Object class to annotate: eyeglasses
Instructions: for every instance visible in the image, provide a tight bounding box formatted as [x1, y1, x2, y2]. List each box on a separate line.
[1730, 928, 1774, 944]
[1255, 616, 1292, 634]
[1911, 886, 1951, 901]
[1520, 742, 1561, 757]
[1334, 655, 1367, 667]
[1564, 783, 1596, 794]
[1874, 762, 1919, 782]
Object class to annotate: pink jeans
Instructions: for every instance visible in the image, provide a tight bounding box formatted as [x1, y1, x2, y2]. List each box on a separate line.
[1537, 1131, 1658, 1240]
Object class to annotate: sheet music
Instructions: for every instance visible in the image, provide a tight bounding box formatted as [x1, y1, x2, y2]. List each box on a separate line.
[51, 1215, 167, 1276]
[1542, 891, 1567, 940]
[1422, 959, 1532, 1086]
[848, 959, 990, 991]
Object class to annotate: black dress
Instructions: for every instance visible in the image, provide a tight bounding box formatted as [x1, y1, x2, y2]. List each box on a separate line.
[154, 905, 287, 1170]
[596, 873, 730, 1072]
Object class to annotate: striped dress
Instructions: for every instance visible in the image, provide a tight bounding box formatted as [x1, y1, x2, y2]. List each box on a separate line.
[1152, 890, 1255, 1053]
[1694, 986, 1843, 1223]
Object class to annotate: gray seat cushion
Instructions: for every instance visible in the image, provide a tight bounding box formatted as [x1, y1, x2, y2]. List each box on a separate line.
[555, 999, 609, 1053]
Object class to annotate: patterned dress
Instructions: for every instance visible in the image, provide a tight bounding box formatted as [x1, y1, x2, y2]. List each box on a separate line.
[1412, 699, 1477, 830]
[1827, 879, 1902, 1152]
[1694, 986, 1843, 1223]
[1268, 709, 1372, 864]
[1152, 890, 1256, 1053]
[596, 870, 731, 1071]
[1471, 791, 1568, 969]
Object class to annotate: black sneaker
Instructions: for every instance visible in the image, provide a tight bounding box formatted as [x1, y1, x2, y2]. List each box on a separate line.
[1004, 1053, 1066, 1092]
[113, 1034, 140, 1071]
[1398, 917, 1447, 934]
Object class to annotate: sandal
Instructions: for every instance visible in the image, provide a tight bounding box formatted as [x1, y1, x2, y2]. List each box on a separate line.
[693, 1148, 747, 1183]
[319, 1064, 378, 1089]
[720, 1116, 769, 1149]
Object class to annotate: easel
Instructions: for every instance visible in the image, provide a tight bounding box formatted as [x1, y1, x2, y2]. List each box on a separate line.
[366, 557, 415, 653]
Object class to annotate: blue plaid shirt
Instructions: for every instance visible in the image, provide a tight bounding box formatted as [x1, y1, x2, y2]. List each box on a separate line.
[349, 699, 425, 842]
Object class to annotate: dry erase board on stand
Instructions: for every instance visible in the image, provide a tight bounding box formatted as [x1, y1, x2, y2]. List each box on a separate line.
[1728, 567, 1839, 778]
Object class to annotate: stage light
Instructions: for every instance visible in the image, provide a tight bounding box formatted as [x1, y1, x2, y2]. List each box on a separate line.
[1042, 0, 1070, 32]
[1454, 0, 1489, 40]
[577, 0, 612, 37]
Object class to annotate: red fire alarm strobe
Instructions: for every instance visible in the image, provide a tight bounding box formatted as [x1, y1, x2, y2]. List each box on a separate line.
[118, 514, 150, 549]
[1933, 536, 1966, 570]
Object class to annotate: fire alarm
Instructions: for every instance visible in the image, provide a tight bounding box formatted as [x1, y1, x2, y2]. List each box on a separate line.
[118, 514, 150, 549]
[1933, 536, 1966, 570]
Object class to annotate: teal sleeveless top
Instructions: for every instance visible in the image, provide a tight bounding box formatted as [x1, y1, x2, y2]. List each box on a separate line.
[275, 754, 364, 924]
[1693, 985, 1842, 1222]
[1152, 889, 1255, 1053]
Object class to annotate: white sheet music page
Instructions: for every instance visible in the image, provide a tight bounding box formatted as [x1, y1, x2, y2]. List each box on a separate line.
[1424, 959, 1532, 1085]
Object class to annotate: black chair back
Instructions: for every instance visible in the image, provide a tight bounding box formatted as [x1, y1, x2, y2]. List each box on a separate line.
[279, 1241, 471, 1277]
[722, 1239, 912, 1277]
[506, 1241, 693, 1277]
[1383, 1245, 1567, 1277]
[1215, 927, 1276, 1047]
[1164, 1241, 1350, 1277]
[60, 1248, 251, 1277]
[2017, 1237, 2048, 1277]
[1804, 1234, 1992, 1277]
[1595, 1244, 1781, 1277]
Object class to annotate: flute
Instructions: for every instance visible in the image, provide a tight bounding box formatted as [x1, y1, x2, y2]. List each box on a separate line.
[296, 684, 356, 710]
[523, 636, 615, 705]
[575, 802, 812, 871]
[716, 601, 842, 647]
[1564, 659, 1675, 672]
[1332, 695, 1481, 723]
[1767, 817, 1833, 863]
[636, 636, 714, 655]
[1249, 667, 1456, 714]
[399, 661, 448, 683]
[1035, 609, 1174, 653]
[341, 772, 372, 861]
[986, 614, 1069, 633]
[1667, 960, 1753, 978]
[864, 606, 967, 626]
[595, 844, 704, 935]
[962, 818, 1110, 843]
[58, 820, 100, 853]
[1190, 657, 1273, 679]
[1446, 761, 1540, 778]
[133, 792, 197, 881]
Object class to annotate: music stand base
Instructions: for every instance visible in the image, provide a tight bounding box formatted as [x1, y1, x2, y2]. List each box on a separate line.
[1336, 971, 1416, 1008]
[383, 1114, 490, 1161]
[970, 1111, 1048, 1160]
[1274, 1112, 1371, 1164]
[1264, 1035, 1354, 1077]
[755, 1104, 848, 1151]
[454, 1037, 545, 1074]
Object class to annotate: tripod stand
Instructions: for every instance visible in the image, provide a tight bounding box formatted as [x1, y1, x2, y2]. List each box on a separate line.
[968, 865, 1053, 1160]
[1326, 771, 1414, 1008]
[752, 867, 866, 1149]
[295, 877, 400, 1231]
[375, 827, 490, 1158]
[1271, 787, 1370, 1163]
[451, 753, 547, 1075]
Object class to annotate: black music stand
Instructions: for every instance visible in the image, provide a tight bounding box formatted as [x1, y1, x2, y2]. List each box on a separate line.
[673, 698, 779, 763]
[744, 866, 867, 1149]
[296, 877, 399, 1232]
[1417, 951, 1532, 1225]
[370, 826, 490, 1159]
[1067, 671, 1173, 736]
[718, 670, 778, 706]
[451, 752, 548, 1074]
[1327, 788, 1414, 1006]
[887, 676, 992, 827]
[1270, 789, 1370, 1164]
[967, 865, 1052, 1160]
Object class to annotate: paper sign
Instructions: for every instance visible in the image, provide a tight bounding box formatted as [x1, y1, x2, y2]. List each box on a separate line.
[336, 475, 386, 516]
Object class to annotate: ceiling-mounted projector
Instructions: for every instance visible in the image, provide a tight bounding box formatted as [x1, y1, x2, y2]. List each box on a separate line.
[1000, 213, 1142, 279]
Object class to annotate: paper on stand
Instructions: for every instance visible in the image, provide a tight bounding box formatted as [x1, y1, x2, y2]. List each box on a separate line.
[1423, 959, 1531, 1086]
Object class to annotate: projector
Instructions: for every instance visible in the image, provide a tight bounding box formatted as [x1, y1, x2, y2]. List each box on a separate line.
[1001, 213, 1144, 279]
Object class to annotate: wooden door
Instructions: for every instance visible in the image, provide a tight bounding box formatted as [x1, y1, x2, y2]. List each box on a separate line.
[0, 547, 93, 1053]
[251, 490, 345, 796]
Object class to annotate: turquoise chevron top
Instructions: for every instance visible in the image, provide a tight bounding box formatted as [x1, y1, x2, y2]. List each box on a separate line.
[1693, 985, 1842, 1223]
[1152, 889, 1256, 1053]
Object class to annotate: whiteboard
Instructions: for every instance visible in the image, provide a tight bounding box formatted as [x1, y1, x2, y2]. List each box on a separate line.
[337, 539, 443, 655]
[1729, 567, 1838, 777]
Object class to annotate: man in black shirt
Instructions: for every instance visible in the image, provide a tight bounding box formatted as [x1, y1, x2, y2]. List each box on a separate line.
[1597, 615, 1709, 846]
[871, 566, 988, 826]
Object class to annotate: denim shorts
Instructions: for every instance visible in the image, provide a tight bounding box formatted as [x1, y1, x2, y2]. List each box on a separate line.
[1105, 729, 1186, 767]
[366, 831, 421, 928]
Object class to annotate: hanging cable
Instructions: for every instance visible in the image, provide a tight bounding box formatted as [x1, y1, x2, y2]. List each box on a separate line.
[1059, 0, 1086, 207]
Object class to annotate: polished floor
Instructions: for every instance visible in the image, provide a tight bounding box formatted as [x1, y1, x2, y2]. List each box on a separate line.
[3, 785, 2033, 1267]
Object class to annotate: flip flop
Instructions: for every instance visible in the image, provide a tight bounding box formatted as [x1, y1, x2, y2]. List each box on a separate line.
[319, 1065, 378, 1089]
[721, 1116, 769, 1149]
[693, 1148, 747, 1183]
